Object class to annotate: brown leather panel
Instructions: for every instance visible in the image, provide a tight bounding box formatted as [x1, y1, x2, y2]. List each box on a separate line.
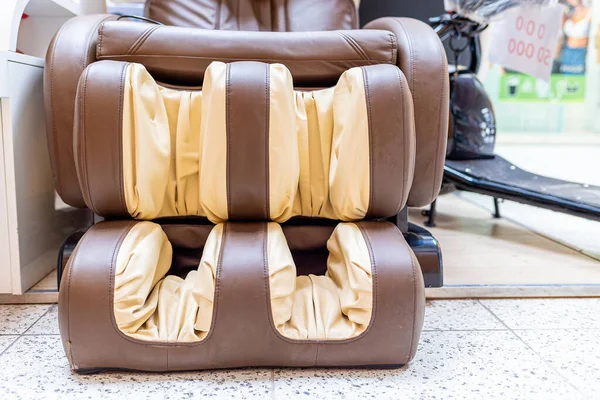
[97, 21, 396, 87]
[59, 221, 170, 371]
[168, 222, 317, 369]
[315, 221, 424, 366]
[44, 14, 118, 208]
[145, 0, 357, 31]
[364, 17, 449, 207]
[73, 60, 129, 217]
[362, 64, 415, 219]
[226, 62, 270, 220]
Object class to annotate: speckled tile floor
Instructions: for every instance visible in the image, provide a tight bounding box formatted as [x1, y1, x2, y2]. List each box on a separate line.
[1, 299, 599, 400]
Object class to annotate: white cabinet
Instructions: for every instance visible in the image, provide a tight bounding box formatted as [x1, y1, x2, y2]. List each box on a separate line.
[0, 51, 91, 294]
[0, 0, 105, 294]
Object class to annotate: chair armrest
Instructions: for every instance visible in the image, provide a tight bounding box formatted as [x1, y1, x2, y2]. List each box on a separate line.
[364, 17, 449, 207]
[44, 14, 118, 208]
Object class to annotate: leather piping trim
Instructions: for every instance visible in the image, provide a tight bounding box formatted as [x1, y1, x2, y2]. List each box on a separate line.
[265, 65, 271, 220]
[431, 37, 448, 198]
[387, 221, 419, 359]
[363, 67, 374, 218]
[129, 25, 160, 55]
[78, 66, 93, 212]
[394, 66, 407, 215]
[225, 63, 232, 218]
[338, 31, 369, 60]
[117, 64, 128, 214]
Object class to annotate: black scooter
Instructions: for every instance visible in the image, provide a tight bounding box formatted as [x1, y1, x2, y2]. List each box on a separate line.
[426, 12, 600, 226]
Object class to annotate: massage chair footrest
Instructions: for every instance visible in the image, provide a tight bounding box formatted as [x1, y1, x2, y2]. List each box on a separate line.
[59, 220, 425, 372]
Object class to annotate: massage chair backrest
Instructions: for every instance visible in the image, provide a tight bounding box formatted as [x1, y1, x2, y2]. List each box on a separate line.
[144, 0, 359, 31]
[45, 1, 448, 211]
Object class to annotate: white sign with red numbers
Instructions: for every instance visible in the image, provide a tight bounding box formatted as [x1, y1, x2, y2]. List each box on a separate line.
[488, 6, 563, 81]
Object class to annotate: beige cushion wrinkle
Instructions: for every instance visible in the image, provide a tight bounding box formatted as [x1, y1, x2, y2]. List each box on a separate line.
[328, 67, 370, 221]
[120, 62, 405, 222]
[113, 222, 222, 342]
[268, 222, 373, 340]
[268, 64, 301, 222]
[122, 63, 205, 220]
[198, 61, 229, 223]
[113, 221, 372, 343]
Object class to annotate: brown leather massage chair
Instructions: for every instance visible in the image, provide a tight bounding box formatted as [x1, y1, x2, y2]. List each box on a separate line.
[44, 0, 448, 372]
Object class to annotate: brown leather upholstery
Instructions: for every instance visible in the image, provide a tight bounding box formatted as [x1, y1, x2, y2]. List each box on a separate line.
[97, 21, 396, 86]
[364, 17, 450, 207]
[59, 220, 423, 371]
[45, 14, 118, 208]
[45, 17, 447, 210]
[73, 60, 414, 220]
[145, 0, 358, 31]
[46, 0, 447, 373]
[73, 60, 128, 217]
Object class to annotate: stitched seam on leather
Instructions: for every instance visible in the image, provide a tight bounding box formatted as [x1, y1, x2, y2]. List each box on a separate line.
[129, 26, 159, 55]
[393, 19, 422, 203]
[64, 231, 81, 365]
[105, 221, 173, 346]
[226, 63, 232, 219]
[80, 68, 94, 213]
[389, 33, 397, 64]
[207, 223, 227, 344]
[395, 67, 406, 215]
[265, 65, 270, 220]
[118, 64, 128, 214]
[408, 250, 418, 360]
[363, 68, 374, 218]
[338, 32, 368, 61]
[125, 26, 151, 54]
[97, 22, 105, 61]
[261, 222, 273, 347]
[356, 223, 378, 338]
[430, 38, 447, 201]
[98, 55, 391, 63]
[390, 224, 418, 361]
[340, 31, 370, 60]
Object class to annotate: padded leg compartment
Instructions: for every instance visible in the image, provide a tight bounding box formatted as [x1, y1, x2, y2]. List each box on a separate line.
[59, 221, 424, 372]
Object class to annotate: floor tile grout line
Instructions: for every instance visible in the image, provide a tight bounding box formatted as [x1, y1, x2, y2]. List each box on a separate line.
[0, 335, 20, 358]
[22, 304, 54, 335]
[477, 299, 585, 396]
[0, 305, 54, 357]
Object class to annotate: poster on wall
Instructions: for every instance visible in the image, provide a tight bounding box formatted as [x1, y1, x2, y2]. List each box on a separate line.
[497, 0, 592, 102]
